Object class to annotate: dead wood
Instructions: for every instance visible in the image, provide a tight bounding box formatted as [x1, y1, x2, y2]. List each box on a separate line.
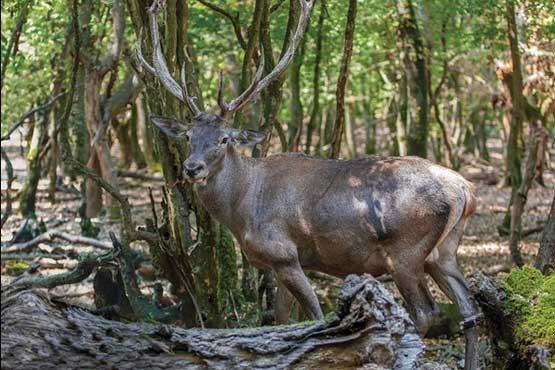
[1, 230, 112, 253]
[470, 272, 551, 370]
[1, 274, 425, 370]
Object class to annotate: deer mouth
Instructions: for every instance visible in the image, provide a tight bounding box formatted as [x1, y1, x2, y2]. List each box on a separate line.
[185, 174, 208, 185]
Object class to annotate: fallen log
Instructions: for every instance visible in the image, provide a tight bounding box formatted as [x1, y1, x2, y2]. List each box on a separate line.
[470, 272, 551, 370]
[1, 274, 424, 370]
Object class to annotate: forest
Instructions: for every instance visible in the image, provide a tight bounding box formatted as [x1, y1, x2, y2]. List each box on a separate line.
[1, 0, 554, 369]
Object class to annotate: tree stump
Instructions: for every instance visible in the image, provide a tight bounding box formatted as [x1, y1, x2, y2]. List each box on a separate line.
[1, 274, 424, 369]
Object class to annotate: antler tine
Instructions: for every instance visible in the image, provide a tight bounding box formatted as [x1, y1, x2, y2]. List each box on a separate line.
[217, 71, 228, 116]
[223, 0, 314, 116]
[144, 2, 202, 117]
[136, 28, 156, 75]
[181, 63, 202, 117]
[222, 43, 265, 117]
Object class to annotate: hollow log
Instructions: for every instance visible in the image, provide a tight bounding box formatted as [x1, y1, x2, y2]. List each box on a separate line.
[1, 275, 424, 369]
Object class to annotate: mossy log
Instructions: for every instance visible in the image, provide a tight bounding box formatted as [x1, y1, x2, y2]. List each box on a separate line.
[470, 272, 551, 370]
[1, 275, 424, 370]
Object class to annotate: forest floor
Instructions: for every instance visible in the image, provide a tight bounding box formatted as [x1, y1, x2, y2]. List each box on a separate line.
[1, 137, 554, 369]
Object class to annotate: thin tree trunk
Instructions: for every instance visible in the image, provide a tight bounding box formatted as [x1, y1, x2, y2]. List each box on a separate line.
[328, 0, 357, 159]
[535, 194, 555, 274]
[397, 0, 428, 158]
[501, 1, 526, 240]
[129, 102, 147, 169]
[135, 93, 156, 167]
[0, 0, 31, 91]
[19, 113, 47, 219]
[288, 20, 306, 152]
[509, 119, 542, 267]
[84, 69, 119, 219]
[305, 0, 326, 154]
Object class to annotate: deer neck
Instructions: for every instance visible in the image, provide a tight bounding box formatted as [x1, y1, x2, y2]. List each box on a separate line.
[194, 145, 255, 233]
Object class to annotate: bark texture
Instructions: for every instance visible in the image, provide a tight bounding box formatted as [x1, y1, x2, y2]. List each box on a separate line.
[536, 194, 555, 274]
[1, 275, 424, 370]
[329, 0, 357, 159]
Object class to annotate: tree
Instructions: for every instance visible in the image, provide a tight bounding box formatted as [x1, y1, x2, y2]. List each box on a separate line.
[328, 0, 357, 159]
[536, 194, 555, 274]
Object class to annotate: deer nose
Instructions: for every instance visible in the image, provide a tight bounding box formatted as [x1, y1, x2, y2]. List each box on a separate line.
[184, 160, 206, 178]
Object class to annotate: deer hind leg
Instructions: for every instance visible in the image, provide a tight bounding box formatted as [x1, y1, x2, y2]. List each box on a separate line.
[392, 269, 439, 335]
[426, 222, 480, 370]
[275, 280, 296, 324]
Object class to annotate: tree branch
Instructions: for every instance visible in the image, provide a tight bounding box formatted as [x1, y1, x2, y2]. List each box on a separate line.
[2, 230, 112, 253]
[99, 0, 126, 76]
[197, 0, 247, 50]
[1, 92, 66, 141]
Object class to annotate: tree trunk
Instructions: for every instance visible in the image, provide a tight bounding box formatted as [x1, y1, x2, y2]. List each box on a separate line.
[129, 102, 148, 169]
[288, 20, 306, 152]
[19, 112, 47, 219]
[536, 194, 555, 274]
[397, 0, 428, 158]
[135, 93, 157, 167]
[304, 0, 326, 154]
[128, 0, 238, 328]
[84, 68, 120, 219]
[1, 275, 425, 370]
[328, 0, 357, 159]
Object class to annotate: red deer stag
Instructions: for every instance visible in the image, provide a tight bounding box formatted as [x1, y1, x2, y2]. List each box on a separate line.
[137, 1, 481, 369]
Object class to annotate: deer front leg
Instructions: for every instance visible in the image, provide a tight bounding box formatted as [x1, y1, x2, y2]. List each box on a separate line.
[274, 262, 323, 321]
[275, 280, 296, 324]
[245, 230, 323, 322]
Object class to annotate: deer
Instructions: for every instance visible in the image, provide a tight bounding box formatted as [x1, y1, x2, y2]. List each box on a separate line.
[137, 1, 481, 369]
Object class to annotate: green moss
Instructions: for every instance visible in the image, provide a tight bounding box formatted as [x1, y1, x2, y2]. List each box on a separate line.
[521, 274, 555, 349]
[504, 265, 544, 316]
[5, 261, 29, 275]
[504, 266, 555, 352]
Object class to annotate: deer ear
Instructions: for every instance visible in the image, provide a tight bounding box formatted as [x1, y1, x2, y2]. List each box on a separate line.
[150, 115, 190, 137]
[225, 129, 266, 147]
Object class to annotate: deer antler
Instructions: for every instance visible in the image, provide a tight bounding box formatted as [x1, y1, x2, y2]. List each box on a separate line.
[136, 0, 313, 120]
[221, 0, 314, 118]
[137, 0, 202, 118]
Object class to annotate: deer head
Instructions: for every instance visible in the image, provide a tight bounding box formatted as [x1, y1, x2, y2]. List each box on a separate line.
[137, 0, 314, 183]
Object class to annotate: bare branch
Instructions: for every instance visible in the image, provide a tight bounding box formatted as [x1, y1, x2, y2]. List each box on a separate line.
[270, 0, 287, 13]
[196, 0, 246, 50]
[2, 230, 112, 253]
[1, 92, 66, 141]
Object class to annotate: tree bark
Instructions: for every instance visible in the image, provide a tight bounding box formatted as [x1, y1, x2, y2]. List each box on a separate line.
[397, 0, 428, 158]
[1, 275, 425, 370]
[536, 194, 555, 274]
[304, 0, 326, 154]
[19, 111, 48, 218]
[328, 0, 357, 159]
